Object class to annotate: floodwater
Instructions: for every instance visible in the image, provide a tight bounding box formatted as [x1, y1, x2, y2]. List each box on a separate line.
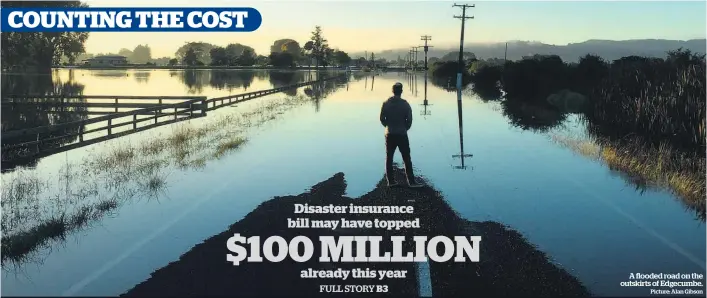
[1, 69, 704, 296]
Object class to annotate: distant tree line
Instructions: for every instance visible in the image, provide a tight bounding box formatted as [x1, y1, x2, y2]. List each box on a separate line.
[167, 26, 353, 69]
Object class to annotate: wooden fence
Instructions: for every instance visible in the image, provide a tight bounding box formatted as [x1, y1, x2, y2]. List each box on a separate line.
[204, 74, 343, 111]
[1, 96, 208, 169]
[1, 74, 345, 168]
[2, 95, 199, 114]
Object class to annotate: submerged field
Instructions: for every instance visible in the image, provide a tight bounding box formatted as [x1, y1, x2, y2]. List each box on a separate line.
[1, 69, 704, 297]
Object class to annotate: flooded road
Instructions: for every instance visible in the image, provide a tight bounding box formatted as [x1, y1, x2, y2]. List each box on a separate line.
[1, 69, 704, 296]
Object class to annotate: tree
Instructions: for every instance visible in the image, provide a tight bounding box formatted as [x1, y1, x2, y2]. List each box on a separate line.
[269, 52, 295, 68]
[322, 48, 335, 67]
[440, 51, 476, 63]
[118, 48, 133, 60]
[225, 43, 255, 65]
[1, 1, 90, 69]
[168, 58, 179, 66]
[175, 42, 215, 65]
[280, 40, 301, 61]
[238, 48, 257, 66]
[355, 57, 367, 67]
[151, 57, 170, 66]
[132, 44, 152, 64]
[183, 48, 198, 66]
[256, 55, 269, 66]
[302, 41, 315, 67]
[333, 50, 352, 67]
[209, 47, 229, 66]
[270, 39, 297, 54]
[308, 26, 330, 69]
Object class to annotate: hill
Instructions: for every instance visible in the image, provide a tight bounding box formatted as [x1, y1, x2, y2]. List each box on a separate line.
[351, 39, 706, 62]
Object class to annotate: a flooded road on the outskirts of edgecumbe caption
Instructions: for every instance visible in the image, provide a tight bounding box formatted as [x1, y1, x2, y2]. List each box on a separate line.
[1, 69, 704, 297]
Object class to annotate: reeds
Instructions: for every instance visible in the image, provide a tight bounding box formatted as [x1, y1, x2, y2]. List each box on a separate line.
[552, 134, 705, 221]
[586, 50, 706, 154]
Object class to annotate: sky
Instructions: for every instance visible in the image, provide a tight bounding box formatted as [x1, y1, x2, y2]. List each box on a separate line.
[84, 0, 707, 58]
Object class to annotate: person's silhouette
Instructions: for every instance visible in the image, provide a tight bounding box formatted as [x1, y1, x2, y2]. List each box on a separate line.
[379, 82, 422, 188]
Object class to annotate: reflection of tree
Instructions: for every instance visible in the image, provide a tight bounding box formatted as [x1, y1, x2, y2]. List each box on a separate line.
[178, 69, 207, 94]
[269, 71, 305, 96]
[1, 71, 88, 171]
[500, 97, 567, 132]
[469, 85, 502, 102]
[88, 69, 129, 78]
[209, 70, 257, 92]
[430, 76, 468, 92]
[303, 74, 348, 112]
[133, 71, 151, 84]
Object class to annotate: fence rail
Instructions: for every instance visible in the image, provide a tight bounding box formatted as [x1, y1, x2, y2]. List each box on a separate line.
[1, 74, 346, 167]
[204, 75, 343, 111]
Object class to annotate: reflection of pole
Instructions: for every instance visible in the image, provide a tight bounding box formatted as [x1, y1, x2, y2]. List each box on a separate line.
[414, 72, 418, 97]
[410, 47, 418, 72]
[420, 70, 432, 117]
[371, 75, 375, 91]
[424, 71, 428, 101]
[452, 89, 472, 169]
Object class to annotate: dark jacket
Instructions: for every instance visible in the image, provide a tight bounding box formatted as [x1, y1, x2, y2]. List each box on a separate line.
[380, 96, 412, 135]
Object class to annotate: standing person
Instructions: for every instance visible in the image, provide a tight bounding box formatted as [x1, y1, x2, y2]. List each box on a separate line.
[380, 82, 423, 188]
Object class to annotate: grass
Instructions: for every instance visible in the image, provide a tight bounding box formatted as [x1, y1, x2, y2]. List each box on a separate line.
[552, 134, 705, 220]
[1, 94, 325, 266]
[599, 141, 705, 213]
[214, 137, 247, 159]
[1, 197, 120, 265]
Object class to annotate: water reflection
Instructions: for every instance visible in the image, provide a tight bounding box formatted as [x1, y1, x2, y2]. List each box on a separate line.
[177, 69, 207, 94]
[87, 69, 130, 78]
[269, 71, 304, 96]
[1, 71, 87, 171]
[0, 75, 349, 269]
[471, 78, 705, 220]
[209, 69, 256, 92]
[1, 70, 346, 170]
[420, 72, 432, 117]
[133, 71, 150, 84]
[1, 70, 703, 297]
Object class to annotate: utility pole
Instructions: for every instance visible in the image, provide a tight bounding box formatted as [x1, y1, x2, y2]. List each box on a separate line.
[453, 3, 474, 89]
[407, 50, 411, 71]
[413, 47, 420, 71]
[421, 35, 433, 71]
[452, 3, 474, 170]
[370, 52, 376, 71]
[410, 47, 417, 72]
